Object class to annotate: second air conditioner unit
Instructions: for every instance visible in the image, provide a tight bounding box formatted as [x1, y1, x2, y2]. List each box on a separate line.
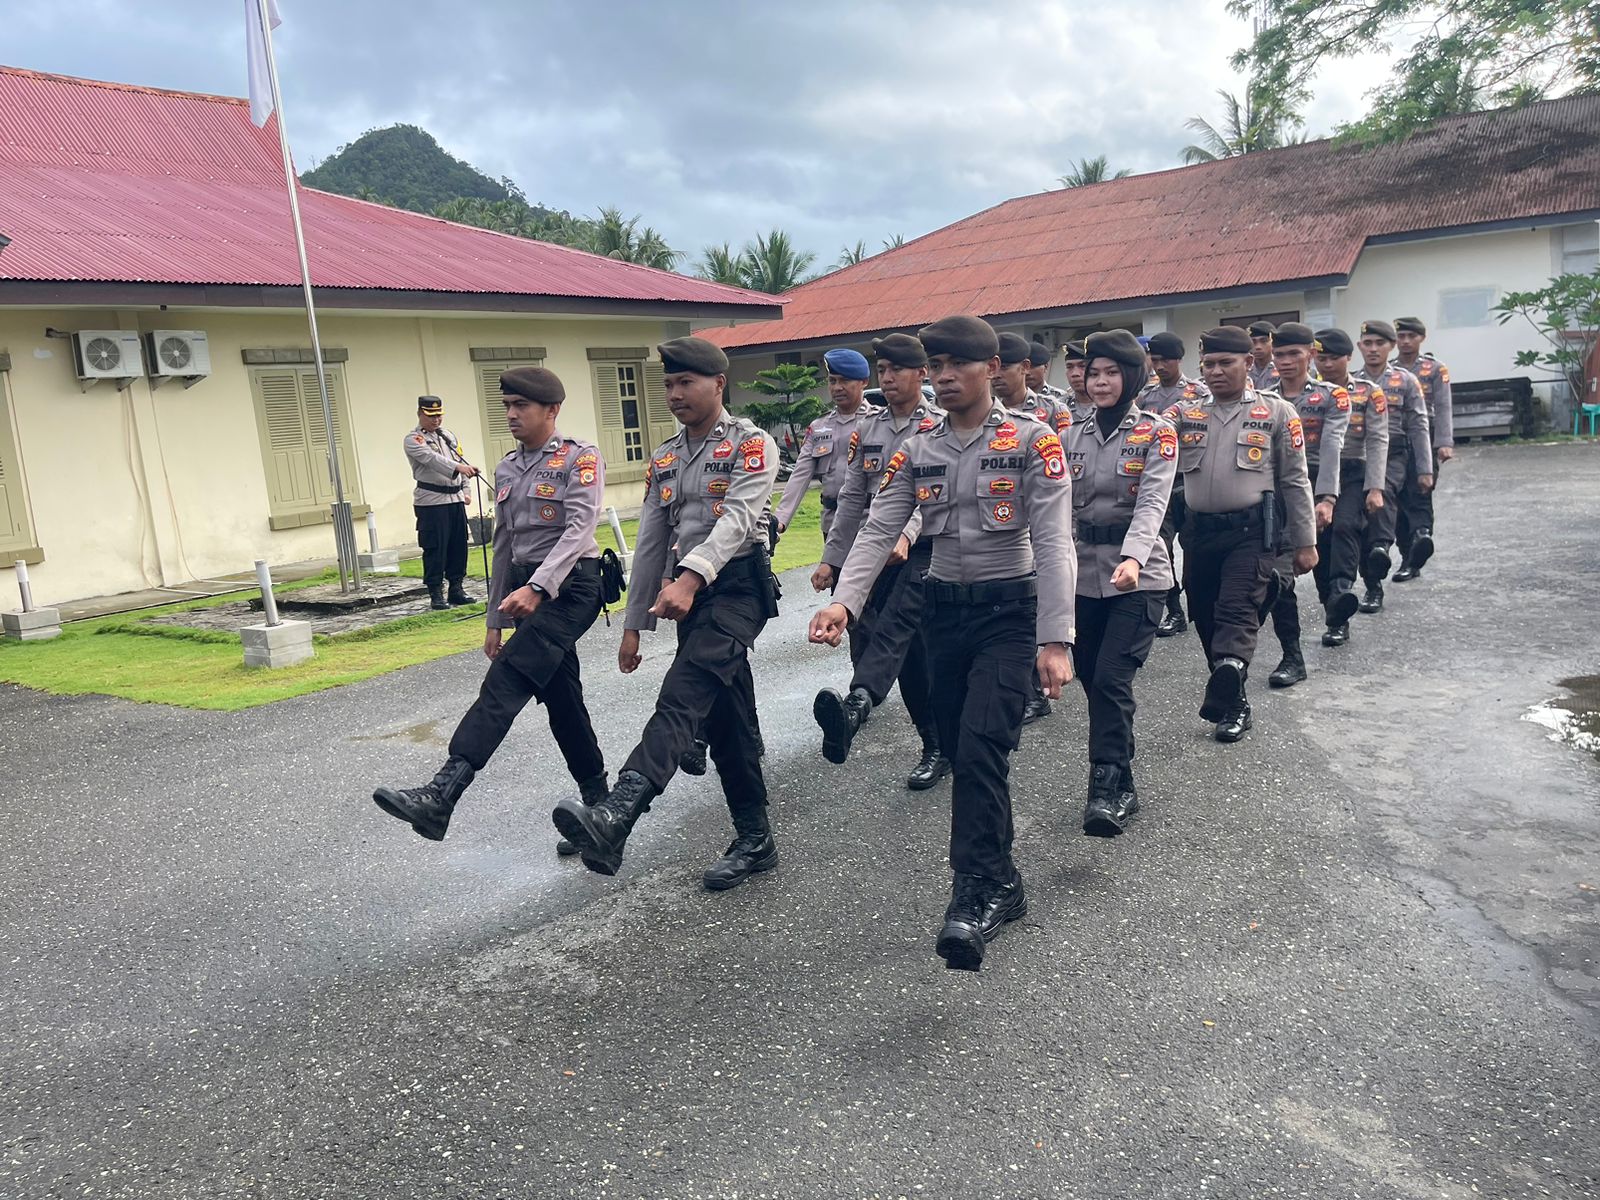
[71, 330, 145, 392]
[145, 330, 213, 388]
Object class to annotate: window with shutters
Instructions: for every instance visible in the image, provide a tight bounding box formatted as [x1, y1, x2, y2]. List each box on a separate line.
[0, 371, 42, 563]
[249, 366, 367, 529]
[591, 357, 679, 484]
[473, 358, 543, 463]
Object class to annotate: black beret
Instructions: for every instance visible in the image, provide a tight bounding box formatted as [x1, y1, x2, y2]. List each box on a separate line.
[1247, 320, 1277, 337]
[1085, 329, 1147, 372]
[997, 332, 1032, 366]
[1199, 326, 1253, 355]
[500, 366, 565, 405]
[871, 332, 928, 368]
[1064, 340, 1088, 362]
[1271, 322, 1316, 348]
[658, 336, 729, 376]
[1395, 316, 1427, 336]
[1027, 340, 1054, 367]
[1145, 332, 1184, 359]
[1359, 319, 1397, 343]
[917, 315, 1000, 362]
[417, 394, 443, 413]
[1314, 328, 1354, 357]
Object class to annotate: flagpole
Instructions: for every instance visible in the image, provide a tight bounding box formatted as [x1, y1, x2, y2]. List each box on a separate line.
[252, 0, 360, 592]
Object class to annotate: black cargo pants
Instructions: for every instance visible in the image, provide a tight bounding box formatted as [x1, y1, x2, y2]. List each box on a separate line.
[849, 538, 934, 732]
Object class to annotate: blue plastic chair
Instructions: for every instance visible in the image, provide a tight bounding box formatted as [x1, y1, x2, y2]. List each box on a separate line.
[1574, 402, 1600, 436]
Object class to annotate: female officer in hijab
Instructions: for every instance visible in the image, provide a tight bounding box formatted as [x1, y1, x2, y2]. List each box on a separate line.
[1062, 330, 1178, 835]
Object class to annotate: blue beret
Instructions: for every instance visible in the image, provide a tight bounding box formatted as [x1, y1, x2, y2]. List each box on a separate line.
[822, 348, 870, 380]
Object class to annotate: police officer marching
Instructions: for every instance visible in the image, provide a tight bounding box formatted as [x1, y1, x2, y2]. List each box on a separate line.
[552, 337, 783, 891]
[1354, 320, 1432, 614]
[1262, 324, 1350, 688]
[1065, 330, 1177, 835]
[811, 315, 1076, 972]
[1165, 326, 1316, 742]
[405, 395, 480, 610]
[1247, 321, 1281, 393]
[1389, 316, 1454, 582]
[374, 368, 609, 842]
[1139, 332, 1209, 639]
[1063, 340, 1092, 422]
[1026, 340, 1071, 405]
[1311, 328, 1389, 648]
[774, 348, 878, 544]
[809, 333, 949, 790]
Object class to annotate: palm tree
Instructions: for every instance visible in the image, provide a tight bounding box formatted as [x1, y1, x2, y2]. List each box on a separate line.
[1181, 88, 1302, 164]
[1056, 156, 1132, 188]
[582, 206, 681, 268]
[881, 233, 905, 251]
[836, 240, 868, 269]
[633, 226, 682, 271]
[741, 229, 817, 294]
[698, 242, 750, 286]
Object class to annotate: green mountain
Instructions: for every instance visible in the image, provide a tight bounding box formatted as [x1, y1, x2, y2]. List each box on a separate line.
[301, 125, 508, 213]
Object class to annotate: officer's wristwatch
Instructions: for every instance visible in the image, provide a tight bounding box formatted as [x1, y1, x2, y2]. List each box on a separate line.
[528, 583, 549, 599]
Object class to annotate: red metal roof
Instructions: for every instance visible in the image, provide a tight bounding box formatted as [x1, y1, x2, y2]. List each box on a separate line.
[700, 93, 1600, 350]
[0, 66, 781, 312]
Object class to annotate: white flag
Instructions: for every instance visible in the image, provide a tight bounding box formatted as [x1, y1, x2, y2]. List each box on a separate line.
[246, 0, 283, 127]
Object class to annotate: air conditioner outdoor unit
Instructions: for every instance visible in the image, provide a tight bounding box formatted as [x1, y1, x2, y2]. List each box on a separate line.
[145, 330, 213, 388]
[71, 330, 145, 391]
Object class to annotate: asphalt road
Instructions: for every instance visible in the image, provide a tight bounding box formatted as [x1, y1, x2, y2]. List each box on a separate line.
[3, 442, 1598, 1199]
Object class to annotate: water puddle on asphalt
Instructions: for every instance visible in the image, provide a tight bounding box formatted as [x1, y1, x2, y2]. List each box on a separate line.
[1523, 675, 1600, 763]
[351, 720, 446, 745]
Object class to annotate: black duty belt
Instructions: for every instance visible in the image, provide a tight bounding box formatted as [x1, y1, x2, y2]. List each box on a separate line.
[507, 556, 599, 589]
[685, 547, 767, 593]
[416, 480, 466, 494]
[1190, 508, 1256, 533]
[1077, 520, 1132, 545]
[926, 574, 1038, 605]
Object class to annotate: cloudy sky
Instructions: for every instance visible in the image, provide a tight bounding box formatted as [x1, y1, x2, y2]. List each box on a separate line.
[8, 0, 1395, 268]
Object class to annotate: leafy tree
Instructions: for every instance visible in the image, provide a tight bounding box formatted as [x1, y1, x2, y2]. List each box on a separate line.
[698, 242, 751, 285]
[1056, 156, 1132, 188]
[582, 206, 682, 269]
[738, 363, 826, 450]
[881, 234, 906, 251]
[1182, 87, 1303, 163]
[1495, 271, 1600, 403]
[1231, 0, 1598, 143]
[740, 229, 818, 294]
[837, 240, 868, 269]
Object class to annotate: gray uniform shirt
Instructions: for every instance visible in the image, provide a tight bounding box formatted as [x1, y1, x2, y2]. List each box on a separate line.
[821, 399, 943, 566]
[1358, 365, 1433, 477]
[834, 402, 1078, 645]
[1391, 354, 1454, 449]
[1038, 381, 1071, 403]
[1007, 389, 1076, 437]
[625, 410, 780, 633]
[1330, 376, 1391, 491]
[485, 434, 604, 629]
[1064, 408, 1178, 597]
[1279, 378, 1351, 498]
[1249, 359, 1281, 393]
[1164, 389, 1317, 548]
[774, 403, 875, 528]
[405, 425, 471, 506]
[1137, 375, 1210, 414]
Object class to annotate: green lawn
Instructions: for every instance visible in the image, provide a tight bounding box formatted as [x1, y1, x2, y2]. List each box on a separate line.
[0, 491, 824, 711]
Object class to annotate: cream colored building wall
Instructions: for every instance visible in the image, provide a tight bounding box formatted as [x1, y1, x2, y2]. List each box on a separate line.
[0, 308, 672, 607]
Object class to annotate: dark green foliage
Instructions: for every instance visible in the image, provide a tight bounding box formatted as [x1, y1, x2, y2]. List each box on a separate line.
[302, 125, 509, 212]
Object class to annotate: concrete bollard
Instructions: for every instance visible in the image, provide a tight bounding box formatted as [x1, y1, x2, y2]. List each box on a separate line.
[357, 511, 400, 575]
[241, 559, 312, 668]
[3, 560, 62, 641]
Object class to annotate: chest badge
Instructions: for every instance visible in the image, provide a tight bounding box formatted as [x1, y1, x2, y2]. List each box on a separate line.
[991, 501, 1016, 523]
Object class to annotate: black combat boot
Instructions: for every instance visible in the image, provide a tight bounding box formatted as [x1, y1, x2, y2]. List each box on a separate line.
[702, 806, 779, 891]
[1364, 544, 1393, 585]
[551, 769, 657, 876]
[1214, 692, 1253, 743]
[1322, 622, 1350, 647]
[935, 870, 1028, 971]
[1156, 610, 1188, 638]
[1199, 656, 1245, 722]
[906, 726, 951, 791]
[1022, 693, 1052, 725]
[446, 578, 473, 606]
[1268, 642, 1307, 688]
[427, 582, 449, 611]
[1395, 529, 1433, 581]
[1359, 581, 1385, 614]
[814, 686, 872, 764]
[680, 739, 710, 776]
[1324, 584, 1359, 630]
[1083, 762, 1138, 837]
[556, 772, 609, 857]
[372, 756, 475, 841]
